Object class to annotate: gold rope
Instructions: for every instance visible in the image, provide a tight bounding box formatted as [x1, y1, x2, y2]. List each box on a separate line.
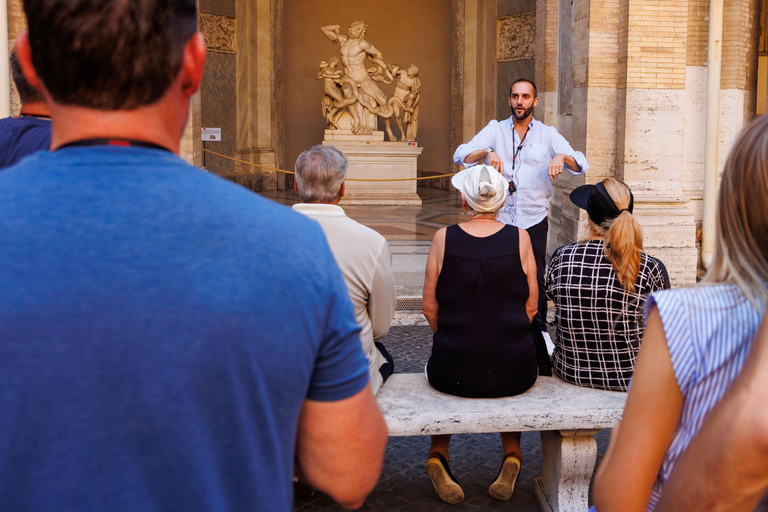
[202, 148, 458, 182]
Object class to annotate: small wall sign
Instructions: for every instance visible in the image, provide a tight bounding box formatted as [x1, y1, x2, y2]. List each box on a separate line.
[201, 127, 222, 141]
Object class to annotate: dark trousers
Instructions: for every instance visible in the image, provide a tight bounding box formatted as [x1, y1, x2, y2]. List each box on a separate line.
[525, 217, 548, 331]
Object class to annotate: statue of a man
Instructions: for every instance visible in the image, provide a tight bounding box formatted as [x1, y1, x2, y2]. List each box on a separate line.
[384, 64, 421, 141]
[321, 21, 391, 133]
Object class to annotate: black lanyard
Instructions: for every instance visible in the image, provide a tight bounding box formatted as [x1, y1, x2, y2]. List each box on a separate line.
[57, 138, 171, 152]
[511, 125, 531, 171]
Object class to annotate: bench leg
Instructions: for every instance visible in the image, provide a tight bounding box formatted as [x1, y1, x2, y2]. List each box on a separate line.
[534, 429, 599, 512]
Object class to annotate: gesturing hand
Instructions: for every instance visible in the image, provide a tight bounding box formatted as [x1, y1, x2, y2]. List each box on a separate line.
[488, 151, 504, 174]
[548, 154, 565, 182]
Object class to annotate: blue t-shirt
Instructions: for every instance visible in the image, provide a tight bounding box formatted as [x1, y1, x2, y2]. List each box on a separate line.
[0, 115, 52, 168]
[0, 147, 369, 511]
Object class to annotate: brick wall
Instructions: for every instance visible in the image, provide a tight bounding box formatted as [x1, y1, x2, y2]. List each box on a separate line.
[585, 0, 620, 88]
[721, 0, 760, 90]
[623, 0, 688, 90]
[536, 0, 559, 92]
[8, 0, 27, 40]
[686, 0, 708, 66]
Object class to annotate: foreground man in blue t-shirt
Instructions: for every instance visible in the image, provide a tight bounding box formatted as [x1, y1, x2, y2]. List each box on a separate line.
[0, 1, 387, 510]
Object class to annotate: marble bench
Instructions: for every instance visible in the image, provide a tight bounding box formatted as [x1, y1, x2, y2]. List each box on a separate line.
[376, 373, 627, 512]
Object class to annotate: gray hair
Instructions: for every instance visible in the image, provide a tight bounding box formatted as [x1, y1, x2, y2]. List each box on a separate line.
[294, 145, 348, 203]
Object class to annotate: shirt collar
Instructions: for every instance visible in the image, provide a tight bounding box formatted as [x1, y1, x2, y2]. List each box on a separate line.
[292, 203, 347, 217]
[504, 116, 538, 133]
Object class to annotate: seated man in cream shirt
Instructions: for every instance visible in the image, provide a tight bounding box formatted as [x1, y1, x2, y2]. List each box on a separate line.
[292, 145, 396, 394]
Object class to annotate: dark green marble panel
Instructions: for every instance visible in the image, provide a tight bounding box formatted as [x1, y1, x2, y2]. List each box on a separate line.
[200, 0, 235, 17]
[497, 59, 535, 121]
[498, 0, 536, 17]
[201, 51, 237, 177]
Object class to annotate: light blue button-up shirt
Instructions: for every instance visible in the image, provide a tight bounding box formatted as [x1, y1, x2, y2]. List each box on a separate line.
[453, 117, 589, 229]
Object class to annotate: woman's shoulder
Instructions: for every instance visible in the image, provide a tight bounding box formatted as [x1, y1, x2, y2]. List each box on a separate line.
[551, 240, 604, 263]
[649, 283, 745, 311]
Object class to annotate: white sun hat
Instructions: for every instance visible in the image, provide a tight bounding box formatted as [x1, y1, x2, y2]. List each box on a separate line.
[451, 164, 506, 213]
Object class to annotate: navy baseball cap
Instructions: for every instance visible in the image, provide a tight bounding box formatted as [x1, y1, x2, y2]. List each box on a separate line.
[569, 181, 633, 225]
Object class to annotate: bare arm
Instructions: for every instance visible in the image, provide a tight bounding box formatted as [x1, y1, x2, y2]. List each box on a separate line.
[593, 307, 684, 512]
[296, 384, 388, 509]
[422, 228, 446, 333]
[463, 149, 504, 174]
[519, 228, 538, 322]
[320, 24, 342, 43]
[657, 317, 768, 512]
[547, 154, 580, 181]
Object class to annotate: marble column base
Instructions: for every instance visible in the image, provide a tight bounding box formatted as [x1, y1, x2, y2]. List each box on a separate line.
[323, 132, 423, 206]
[535, 429, 599, 512]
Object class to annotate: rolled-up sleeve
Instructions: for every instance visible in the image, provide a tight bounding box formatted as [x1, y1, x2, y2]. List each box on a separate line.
[550, 129, 589, 175]
[452, 121, 498, 168]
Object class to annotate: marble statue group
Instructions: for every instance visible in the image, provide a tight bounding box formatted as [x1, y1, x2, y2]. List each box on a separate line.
[319, 21, 420, 142]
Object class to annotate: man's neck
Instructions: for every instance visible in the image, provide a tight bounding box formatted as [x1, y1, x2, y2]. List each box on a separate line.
[512, 115, 533, 136]
[46, 93, 187, 154]
[19, 102, 50, 118]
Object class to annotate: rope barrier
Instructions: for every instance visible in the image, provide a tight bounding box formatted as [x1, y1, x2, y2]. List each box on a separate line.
[202, 148, 458, 182]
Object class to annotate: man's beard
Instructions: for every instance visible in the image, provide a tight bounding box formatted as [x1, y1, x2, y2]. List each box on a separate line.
[511, 104, 533, 121]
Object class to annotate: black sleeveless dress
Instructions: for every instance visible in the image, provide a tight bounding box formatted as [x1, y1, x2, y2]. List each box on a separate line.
[426, 224, 538, 398]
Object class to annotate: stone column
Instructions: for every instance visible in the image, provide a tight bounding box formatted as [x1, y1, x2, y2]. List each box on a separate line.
[7, 0, 25, 116]
[547, 0, 622, 251]
[682, 0, 760, 251]
[180, 90, 202, 167]
[461, 0, 498, 143]
[613, 0, 697, 286]
[535, 429, 599, 512]
[535, 0, 559, 126]
[235, 0, 284, 191]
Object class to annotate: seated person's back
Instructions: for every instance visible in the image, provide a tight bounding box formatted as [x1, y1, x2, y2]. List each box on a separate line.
[547, 178, 669, 391]
[292, 145, 396, 395]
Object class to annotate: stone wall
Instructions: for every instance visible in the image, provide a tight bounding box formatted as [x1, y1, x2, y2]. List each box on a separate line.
[7, 0, 25, 116]
[200, 1, 237, 178]
[496, 0, 536, 121]
[538, 0, 763, 286]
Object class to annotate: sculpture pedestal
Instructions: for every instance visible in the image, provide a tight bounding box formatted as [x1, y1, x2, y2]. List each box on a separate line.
[323, 130, 423, 205]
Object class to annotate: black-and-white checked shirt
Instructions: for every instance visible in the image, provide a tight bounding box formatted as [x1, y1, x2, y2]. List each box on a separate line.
[546, 240, 670, 391]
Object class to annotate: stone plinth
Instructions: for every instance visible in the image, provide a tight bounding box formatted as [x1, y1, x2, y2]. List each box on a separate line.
[323, 131, 423, 205]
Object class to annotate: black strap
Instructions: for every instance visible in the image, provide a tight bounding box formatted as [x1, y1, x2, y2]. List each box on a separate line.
[530, 324, 552, 377]
[511, 124, 531, 171]
[57, 138, 171, 152]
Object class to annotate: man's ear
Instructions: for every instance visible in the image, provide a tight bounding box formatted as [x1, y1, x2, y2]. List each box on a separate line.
[15, 32, 47, 96]
[338, 181, 345, 198]
[180, 33, 207, 97]
[533, 96, 539, 108]
[293, 180, 298, 193]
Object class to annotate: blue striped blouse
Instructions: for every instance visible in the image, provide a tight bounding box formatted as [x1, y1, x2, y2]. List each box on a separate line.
[589, 283, 765, 511]
[643, 283, 764, 508]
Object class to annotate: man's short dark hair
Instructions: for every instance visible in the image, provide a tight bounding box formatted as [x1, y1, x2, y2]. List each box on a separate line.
[510, 78, 537, 99]
[10, 50, 43, 105]
[23, 0, 198, 110]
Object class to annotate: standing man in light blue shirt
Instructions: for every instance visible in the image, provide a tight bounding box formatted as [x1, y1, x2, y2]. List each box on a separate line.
[453, 79, 589, 335]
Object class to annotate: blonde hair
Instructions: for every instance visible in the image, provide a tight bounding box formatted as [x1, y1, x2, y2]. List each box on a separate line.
[594, 178, 644, 292]
[704, 115, 768, 308]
